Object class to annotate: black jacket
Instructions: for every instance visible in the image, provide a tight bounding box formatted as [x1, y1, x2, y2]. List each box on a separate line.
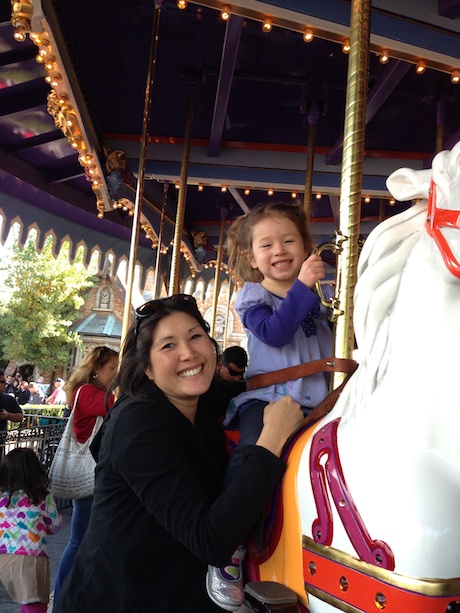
[54, 378, 285, 613]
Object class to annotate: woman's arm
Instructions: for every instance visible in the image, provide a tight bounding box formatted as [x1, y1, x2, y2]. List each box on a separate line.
[112, 396, 303, 567]
[74, 385, 113, 443]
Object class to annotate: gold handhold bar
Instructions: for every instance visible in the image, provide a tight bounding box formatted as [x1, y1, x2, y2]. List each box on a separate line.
[314, 231, 348, 323]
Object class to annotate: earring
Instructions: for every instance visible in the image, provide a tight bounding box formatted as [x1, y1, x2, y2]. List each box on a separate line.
[92, 372, 98, 379]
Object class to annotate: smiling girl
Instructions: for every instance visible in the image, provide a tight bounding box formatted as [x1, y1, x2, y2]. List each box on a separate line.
[207, 202, 333, 610]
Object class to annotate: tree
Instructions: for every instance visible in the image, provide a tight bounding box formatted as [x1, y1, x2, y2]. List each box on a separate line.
[0, 232, 96, 371]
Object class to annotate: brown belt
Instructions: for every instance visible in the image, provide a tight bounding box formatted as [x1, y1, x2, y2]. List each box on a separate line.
[245, 357, 358, 427]
[246, 357, 357, 391]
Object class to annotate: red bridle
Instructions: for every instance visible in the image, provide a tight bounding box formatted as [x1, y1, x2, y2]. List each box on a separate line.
[425, 179, 460, 278]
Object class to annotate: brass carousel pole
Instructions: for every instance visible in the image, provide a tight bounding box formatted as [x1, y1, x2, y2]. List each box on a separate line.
[169, 81, 196, 295]
[435, 95, 445, 155]
[210, 206, 228, 337]
[223, 276, 233, 350]
[303, 105, 320, 216]
[122, 2, 162, 339]
[153, 181, 168, 298]
[334, 0, 371, 376]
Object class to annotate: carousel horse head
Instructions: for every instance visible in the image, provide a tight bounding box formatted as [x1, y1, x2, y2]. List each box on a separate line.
[251, 143, 460, 613]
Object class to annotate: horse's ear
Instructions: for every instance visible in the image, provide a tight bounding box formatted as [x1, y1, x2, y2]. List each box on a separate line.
[386, 168, 431, 202]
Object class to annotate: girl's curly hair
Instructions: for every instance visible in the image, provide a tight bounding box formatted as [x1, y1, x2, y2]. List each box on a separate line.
[226, 201, 314, 286]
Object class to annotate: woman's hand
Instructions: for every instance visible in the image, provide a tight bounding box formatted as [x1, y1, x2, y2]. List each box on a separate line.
[255, 396, 304, 457]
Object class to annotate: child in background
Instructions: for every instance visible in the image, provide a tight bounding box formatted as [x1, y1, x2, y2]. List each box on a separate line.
[206, 202, 333, 611]
[0, 448, 62, 613]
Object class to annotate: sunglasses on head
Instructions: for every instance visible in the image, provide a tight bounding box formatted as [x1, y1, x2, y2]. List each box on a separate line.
[135, 294, 198, 337]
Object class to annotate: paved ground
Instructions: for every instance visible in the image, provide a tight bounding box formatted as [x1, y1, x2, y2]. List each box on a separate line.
[0, 504, 72, 612]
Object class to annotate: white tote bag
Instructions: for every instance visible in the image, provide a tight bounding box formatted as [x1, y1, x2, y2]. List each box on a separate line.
[48, 387, 103, 499]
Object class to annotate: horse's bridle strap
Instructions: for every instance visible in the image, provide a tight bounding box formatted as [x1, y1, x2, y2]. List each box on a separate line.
[246, 357, 357, 391]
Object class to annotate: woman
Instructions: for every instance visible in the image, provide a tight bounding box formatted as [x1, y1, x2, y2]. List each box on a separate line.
[53, 345, 119, 605]
[53, 295, 304, 613]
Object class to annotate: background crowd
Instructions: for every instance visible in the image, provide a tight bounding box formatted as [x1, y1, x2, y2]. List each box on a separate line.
[3, 374, 66, 406]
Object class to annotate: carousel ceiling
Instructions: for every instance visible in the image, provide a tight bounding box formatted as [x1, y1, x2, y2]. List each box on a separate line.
[1, 0, 460, 284]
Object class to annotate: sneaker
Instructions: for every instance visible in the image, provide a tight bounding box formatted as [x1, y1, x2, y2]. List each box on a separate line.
[206, 549, 245, 611]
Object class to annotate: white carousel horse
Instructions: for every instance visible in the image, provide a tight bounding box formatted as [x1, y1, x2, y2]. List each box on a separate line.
[251, 143, 460, 612]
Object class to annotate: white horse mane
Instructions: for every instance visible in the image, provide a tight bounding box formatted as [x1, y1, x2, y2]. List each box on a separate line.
[338, 142, 460, 424]
[356, 205, 426, 383]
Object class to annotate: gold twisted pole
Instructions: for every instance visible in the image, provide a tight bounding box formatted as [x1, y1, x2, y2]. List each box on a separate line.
[169, 83, 196, 295]
[153, 181, 168, 298]
[223, 276, 233, 350]
[334, 0, 371, 380]
[210, 205, 228, 337]
[122, 2, 162, 341]
[303, 105, 320, 216]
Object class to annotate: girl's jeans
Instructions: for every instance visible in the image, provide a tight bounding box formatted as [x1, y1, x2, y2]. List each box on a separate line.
[223, 400, 267, 488]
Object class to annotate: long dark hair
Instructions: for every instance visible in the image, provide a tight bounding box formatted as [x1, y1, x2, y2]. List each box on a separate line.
[0, 447, 49, 506]
[113, 294, 213, 399]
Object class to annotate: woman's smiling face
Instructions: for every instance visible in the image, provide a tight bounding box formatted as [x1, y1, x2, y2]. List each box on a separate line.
[144, 311, 216, 416]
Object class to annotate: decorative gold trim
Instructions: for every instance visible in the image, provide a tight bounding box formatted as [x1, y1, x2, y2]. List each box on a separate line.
[10, 1, 110, 217]
[306, 585, 363, 613]
[303, 536, 460, 597]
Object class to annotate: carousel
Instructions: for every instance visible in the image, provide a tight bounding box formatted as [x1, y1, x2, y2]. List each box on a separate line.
[2, 1, 460, 610]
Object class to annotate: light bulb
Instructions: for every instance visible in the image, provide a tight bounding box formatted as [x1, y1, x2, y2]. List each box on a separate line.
[342, 38, 350, 54]
[451, 69, 460, 84]
[221, 5, 231, 20]
[262, 17, 272, 32]
[416, 59, 426, 74]
[303, 28, 313, 43]
[244, 188, 250, 196]
[177, 0, 187, 9]
[379, 50, 389, 64]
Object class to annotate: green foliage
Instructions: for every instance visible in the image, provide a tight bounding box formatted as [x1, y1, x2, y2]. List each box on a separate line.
[0, 233, 96, 370]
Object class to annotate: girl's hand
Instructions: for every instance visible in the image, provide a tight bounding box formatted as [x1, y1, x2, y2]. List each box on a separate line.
[298, 253, 325, 288]
[256, 396, 304, 457]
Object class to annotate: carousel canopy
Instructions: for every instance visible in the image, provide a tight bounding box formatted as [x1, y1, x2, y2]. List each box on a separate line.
[1, 0, 460, 287]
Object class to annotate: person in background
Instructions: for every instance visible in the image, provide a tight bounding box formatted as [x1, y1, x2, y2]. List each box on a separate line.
[10, 379, 20, 398]
[0, 371, 24, 461]
[4, 375, 15, 395]
[53, 294, 304, 613]
[52, 346, 119, 606]
[46, 378, 66, 405]
[28, 382, 46, 405]
[16, 380, 31, 405]
[0, 447, 62, 613]
[218, 346, 248, 382]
